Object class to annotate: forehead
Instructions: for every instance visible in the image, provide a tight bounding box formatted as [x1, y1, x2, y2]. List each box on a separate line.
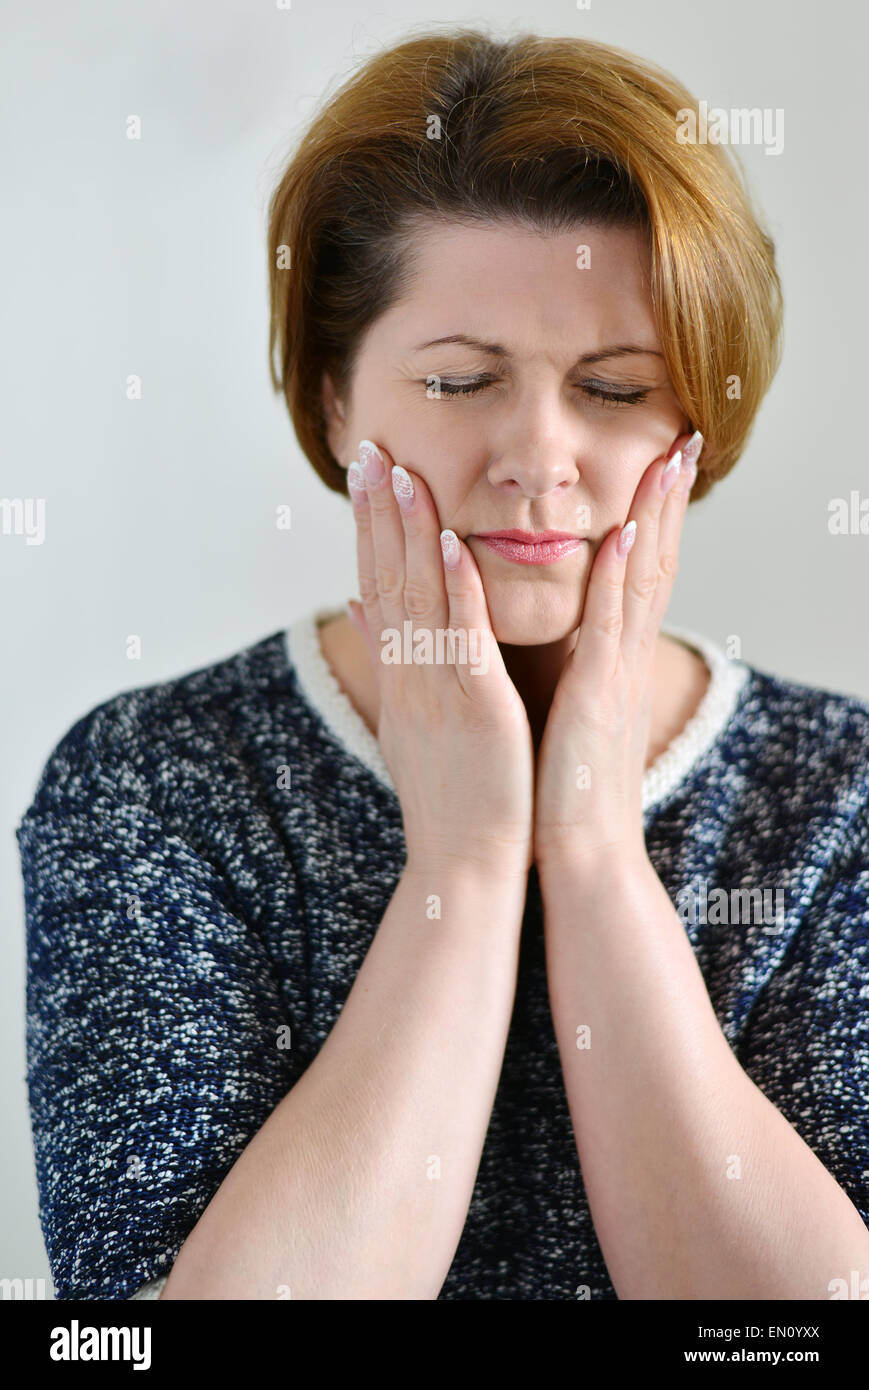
[376, 219, 658, 357]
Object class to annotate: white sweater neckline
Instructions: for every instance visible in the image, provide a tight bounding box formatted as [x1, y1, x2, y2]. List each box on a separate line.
[284, 606, 750, 814]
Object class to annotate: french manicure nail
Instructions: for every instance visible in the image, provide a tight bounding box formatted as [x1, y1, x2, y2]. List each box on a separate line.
[661, 450, 682, 493]
[359, 439, 384, 486]
[391, 465, 414, 511]
[347, 460, 368, 505]
[440, 529, 460, 569]
[682, 429, 704, 468]
[617, 519, 637, 557]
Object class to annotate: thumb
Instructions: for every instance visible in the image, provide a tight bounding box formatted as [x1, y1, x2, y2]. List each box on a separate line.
[347, 599, 378, 667]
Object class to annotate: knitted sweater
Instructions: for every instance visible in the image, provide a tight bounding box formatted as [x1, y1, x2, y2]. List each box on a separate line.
[15, 607, 869, 1301]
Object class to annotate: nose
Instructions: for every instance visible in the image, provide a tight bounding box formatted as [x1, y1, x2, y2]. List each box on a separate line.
[484, 394, 582, 496]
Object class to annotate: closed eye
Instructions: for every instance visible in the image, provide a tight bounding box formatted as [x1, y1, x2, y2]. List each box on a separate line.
[425, 375, 651, 407]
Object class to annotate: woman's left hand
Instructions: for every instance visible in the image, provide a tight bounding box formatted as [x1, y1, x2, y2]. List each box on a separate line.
[533, 431, 703, 876]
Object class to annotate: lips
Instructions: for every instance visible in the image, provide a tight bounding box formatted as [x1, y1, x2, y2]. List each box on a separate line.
[472, 530, 587, 566]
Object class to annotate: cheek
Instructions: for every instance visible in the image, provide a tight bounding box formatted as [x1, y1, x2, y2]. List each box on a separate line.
[580, 437, 658, 527]
[386, 403, 483, 492]
[587, 401, 685, 472]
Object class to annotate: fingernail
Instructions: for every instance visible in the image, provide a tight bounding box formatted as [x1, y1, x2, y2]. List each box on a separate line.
[617, 519, 637, 558]
[661, 450, 682, 494]
[682, 430, 704, 471]
[359, 439, 384, 486]
[440, 529, 460, 569]
[347, 460, 368, 506]
[391, 465, 414, 511]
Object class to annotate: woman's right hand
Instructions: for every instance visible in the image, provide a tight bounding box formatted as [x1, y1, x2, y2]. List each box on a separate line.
[346, 438, 535, 881]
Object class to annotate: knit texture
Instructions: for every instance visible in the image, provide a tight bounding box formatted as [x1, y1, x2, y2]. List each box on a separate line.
[16, 610, 869, 1300]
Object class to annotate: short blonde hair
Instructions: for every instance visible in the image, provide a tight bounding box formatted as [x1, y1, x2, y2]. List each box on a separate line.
[267, 27, 783, 503]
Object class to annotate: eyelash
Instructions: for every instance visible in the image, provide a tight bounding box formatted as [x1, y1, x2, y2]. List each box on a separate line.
[428, 376, 650, 408]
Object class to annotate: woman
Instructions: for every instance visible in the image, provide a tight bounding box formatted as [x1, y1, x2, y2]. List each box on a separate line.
[17, 28, 869, 1301]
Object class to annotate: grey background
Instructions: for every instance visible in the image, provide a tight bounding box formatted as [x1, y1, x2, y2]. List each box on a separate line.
[2, 0, 865, 1291]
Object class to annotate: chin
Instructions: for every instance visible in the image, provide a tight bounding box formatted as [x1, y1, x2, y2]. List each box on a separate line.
[485, 588, 583, 646]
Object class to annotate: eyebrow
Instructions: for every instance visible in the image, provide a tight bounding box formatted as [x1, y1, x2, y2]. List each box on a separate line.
[413, 333, 665, 366]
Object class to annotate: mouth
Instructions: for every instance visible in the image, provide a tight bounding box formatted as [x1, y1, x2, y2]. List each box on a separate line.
[471, 530, 587, 567]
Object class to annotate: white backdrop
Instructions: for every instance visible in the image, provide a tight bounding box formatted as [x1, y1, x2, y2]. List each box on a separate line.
[2, 0, 866, 1288]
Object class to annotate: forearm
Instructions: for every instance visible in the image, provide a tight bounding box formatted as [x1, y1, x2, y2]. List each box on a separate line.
[540, 854, 869, 1299]
[162, 863, 527, 1300]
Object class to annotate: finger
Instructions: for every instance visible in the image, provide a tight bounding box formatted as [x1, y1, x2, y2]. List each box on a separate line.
[348, 457, 384, 671]
[439, 527, 508, 699]
[647, 431, 704, 638]
[389, 464, 449, 636]
[347, 597, 379, 670]
[573, 520, 636, 686]
[620, 446, 682, 669]
[358, 438, 407, 636]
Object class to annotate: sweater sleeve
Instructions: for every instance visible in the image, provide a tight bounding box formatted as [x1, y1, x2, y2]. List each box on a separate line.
[735, 804, 869, 1232]
[16, 750, 302, 1301]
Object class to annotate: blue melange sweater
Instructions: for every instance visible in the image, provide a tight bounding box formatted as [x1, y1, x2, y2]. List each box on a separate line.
[15, 609, 869, 1300]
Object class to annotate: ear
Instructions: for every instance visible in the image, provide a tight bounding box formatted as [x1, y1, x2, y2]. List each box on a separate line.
[322, 369, 349, 464]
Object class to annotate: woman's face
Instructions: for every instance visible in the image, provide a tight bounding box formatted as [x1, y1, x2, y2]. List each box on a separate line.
[324, 219, 692, 645]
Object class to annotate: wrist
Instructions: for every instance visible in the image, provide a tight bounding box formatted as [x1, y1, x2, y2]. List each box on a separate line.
[402, 855, 531, 896]
[536, 844, 653, 898]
